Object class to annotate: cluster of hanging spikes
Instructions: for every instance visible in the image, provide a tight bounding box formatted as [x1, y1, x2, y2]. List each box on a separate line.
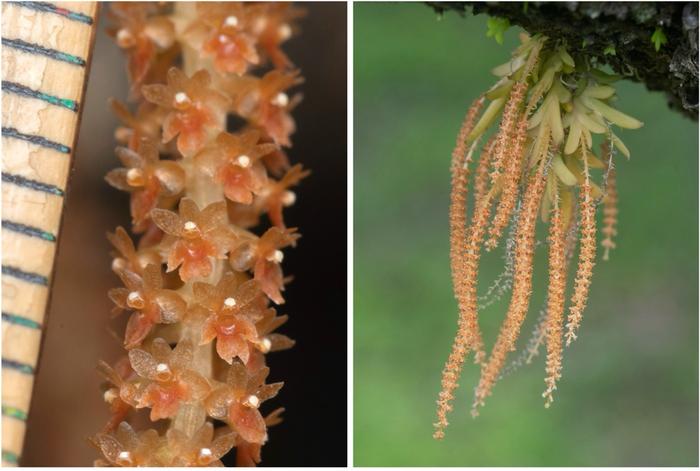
[434, 32, 640, 439]
[91, 2, 308, 466]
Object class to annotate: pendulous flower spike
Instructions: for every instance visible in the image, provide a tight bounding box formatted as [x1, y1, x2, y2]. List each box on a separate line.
[600, 142, 619, 261]
[565, 147, 597, 346]
[472, 155, 549, 416]
[543, 189, 567, 407]
[433, 96, 484, 440]
[434, 33, 640, 435]
[96, 2, 303, 465]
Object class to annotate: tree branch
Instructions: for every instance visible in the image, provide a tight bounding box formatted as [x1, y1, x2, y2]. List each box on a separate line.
[428, 2, 699, 120]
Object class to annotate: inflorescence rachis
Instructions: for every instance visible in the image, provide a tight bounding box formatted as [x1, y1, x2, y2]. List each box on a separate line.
[93, 2, 307, 466]
[434, 33, 641, 439]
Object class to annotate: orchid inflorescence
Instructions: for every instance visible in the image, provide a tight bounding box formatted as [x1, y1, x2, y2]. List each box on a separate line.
[434, 32, 642, 439]
[93, 2, 307, 466]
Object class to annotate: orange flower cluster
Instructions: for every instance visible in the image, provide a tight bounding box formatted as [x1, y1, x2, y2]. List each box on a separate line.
[565, 158, 597, 346]
[600, 142, 619, 261]
[95, 2, 306, 466]
[543, 193, 567, 407]
[472, 158, 547, 414]
[434, 33, 640, 437]
[435, 98, 484, 440]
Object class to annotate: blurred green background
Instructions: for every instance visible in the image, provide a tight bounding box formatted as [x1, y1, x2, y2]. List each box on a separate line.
[354, 3, 698, 467]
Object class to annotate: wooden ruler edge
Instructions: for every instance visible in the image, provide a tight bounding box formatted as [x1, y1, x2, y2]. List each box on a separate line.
[1, 2, 100, 466]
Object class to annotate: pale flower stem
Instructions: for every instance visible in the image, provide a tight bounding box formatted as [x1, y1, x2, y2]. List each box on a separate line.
[170, 1, 224, 439]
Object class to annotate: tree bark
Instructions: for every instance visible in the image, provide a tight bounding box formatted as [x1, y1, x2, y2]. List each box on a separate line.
[427, 2, 699, 120]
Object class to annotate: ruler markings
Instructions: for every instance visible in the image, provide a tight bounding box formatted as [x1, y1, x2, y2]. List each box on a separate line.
[1, 405, 28, 421]
[1, 312, 42, 330]
[1, 173, 65, 197]
[1, 359, 35, 375]
[1, 265, 48, 286]
[1, 127, 71, 154]
[2, 220, 56, 242]
[2, 2, 97, 465]
[2, 451, 19, 465]
[2, 81, 78, 112]
[7, 1, 93, 25]
[2, 38, 86, 67]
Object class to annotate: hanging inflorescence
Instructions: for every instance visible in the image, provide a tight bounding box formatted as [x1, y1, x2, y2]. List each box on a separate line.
[434, 33, 641, 439]
[92, 2, 307, 466]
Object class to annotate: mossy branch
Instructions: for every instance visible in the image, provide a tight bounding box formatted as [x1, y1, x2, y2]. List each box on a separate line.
[427, 1, 699, 120]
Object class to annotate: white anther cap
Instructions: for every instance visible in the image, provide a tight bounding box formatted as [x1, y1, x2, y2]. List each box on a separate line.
[224, 297, 237, 308]
[271, 250, 284, 263]
[174, 92, 189, 104]
[236, 155, 251, 168]
[279, 23, 292, 40]
[245, 394, 260, 408]
[282, 190, 296, 206]
[271, 92, 289, 107]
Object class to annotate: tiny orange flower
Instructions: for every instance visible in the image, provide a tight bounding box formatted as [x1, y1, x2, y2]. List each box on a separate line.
[186, 3, 261, 76]
[97, 358, 138, 433]
[142, 68, 230, 156]
[110, 100, 167, 150]
[261, 145, 291, 177]
[204, 361, 283, 445]
[108, 3, 175, 90]
[195, 273, 268, 364]
[252, 3, 305, 70]
[229, 164, 309, 229]
[108, 264, 187, 348]
[194, 130, 277, 205]
[129, 339, 210, 421]
[230, 227, 299, 304]
[93, 422, 164, 467]
[261, 164, 310, 228]
[107, 226, 161, 275]
[233, 70, 303, 147]
[165, 422, 237, 466]
[235, 408, 284, 466]
[138, 220, 167, 250]
[255, 307, 295, 354]
[151, 199, 238, 281]
[105, 138, 185, 232]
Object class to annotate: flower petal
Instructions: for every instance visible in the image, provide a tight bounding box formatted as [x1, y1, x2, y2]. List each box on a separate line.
[153, 289, 186, 323]
[211, 427, 237, 459]
[268, 333, 295, 352]
[105, 168, 132, 192]
[94, 433, 122, 464]
[226, 360, 248, 390]
[205, 386, 234, 419]
[108, 227, 137, 259]
[128, 347, 158, 380]
[229, 403, 266, 444]
[108, 287, 130, 310]
[150, 208, 183, 236]
[125, 312, 155, 348]
[179, 198, 200, 221]
[142, 83, 172, 108]
[115, 146, 144, 169]
[256, 382, 283, 403]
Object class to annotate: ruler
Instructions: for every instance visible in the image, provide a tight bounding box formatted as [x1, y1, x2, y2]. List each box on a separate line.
[1, 1, 98, 465]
